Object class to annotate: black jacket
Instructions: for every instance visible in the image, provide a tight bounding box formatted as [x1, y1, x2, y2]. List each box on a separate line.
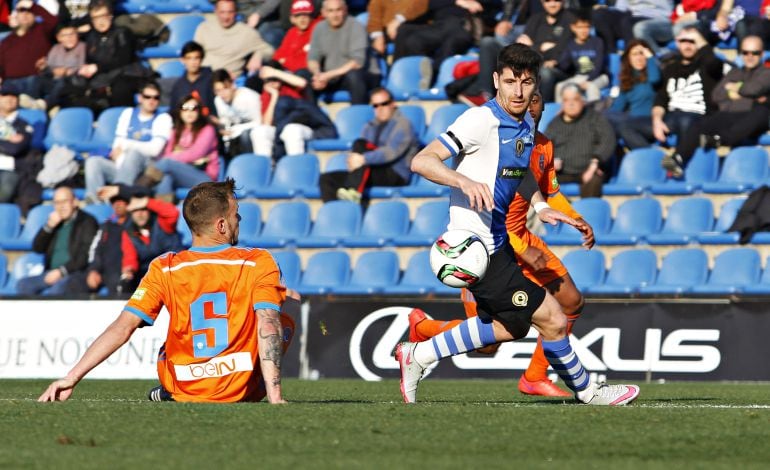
[729, 185, 770, 244]
[32, 209, 99, 274]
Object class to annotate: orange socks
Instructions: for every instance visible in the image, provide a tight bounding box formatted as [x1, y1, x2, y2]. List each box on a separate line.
[416, 318, 464, 340]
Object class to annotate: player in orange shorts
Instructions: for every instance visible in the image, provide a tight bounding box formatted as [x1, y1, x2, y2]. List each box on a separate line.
[39, 179, 295, 404]
[408, 91, 595, 397]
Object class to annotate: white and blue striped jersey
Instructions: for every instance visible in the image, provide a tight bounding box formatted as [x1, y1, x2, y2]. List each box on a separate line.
[438, 99, 536, 254]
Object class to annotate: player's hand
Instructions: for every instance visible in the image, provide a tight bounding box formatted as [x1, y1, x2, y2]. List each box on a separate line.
[127, 196, 149, 212]
[519, 246, 547, 271]
[575, 218, 595, 249]
[38, 377, 78, 402]
[459, 176, 494, 212]
[652, 119, 669, 143]
[46, 210, 62, 229]
[86, 270, 102, 289]
[537, 207, 577, 227]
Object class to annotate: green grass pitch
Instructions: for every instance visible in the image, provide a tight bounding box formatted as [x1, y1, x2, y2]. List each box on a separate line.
[1, 379, 769, 469]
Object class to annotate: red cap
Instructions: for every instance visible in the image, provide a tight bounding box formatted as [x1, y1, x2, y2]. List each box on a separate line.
[290, 0, 314, 15]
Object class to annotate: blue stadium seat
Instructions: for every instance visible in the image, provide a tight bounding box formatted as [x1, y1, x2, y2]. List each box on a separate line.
[400, 172, 451, 198]
[382, 250, 456, 295]
[588, 248, 658, 294]
[335, 250, 401, 294]
[422, 104, 469, 144]
[696, 197, 745, 244]
[1, 204, 53, 251]
[639, 248, 709, 295]
[742, 256, 770, 294]
[0, 203, 22, 248]
[156, 59, 186, 78]
[0, 252, 46, 295]
[296, 200, 362, 248]
[225, 153, 272, 198]
[174, 155, 226, 199]
[252, 153, 320, 198]
[271, 250, 301, 290]
[308, 105, 373, 151]
[417, 54, 478, 100]
[398, 104, 427, 139]
[603, 146, 666, 195]
[140, 15, 206, 58]
[385, 56, 432, 100]
[595, 198, 662, 245]
[702, 146, 769, 193]
[545, 197, 612, 245]
[539, 101, 559, 131]
[692, 248, 761, 294]
[344, 200, 410, 247]
[608, 52, 621, 89]
[297, 250, 351, 295]
[646, 197, 714, 245]
[43, 107, 94, 150]
[236, 202, 262, 246]
[176, 202, 192, 247]
[249, 201, 311, 248]
[17, 108, 48, 150]
[0, 252, 7, 291]
[82, 203, 114, 224]
[81, 106, 129, 155]
[561, 249, 606, 291]
[394, 200, 449, 246]
[323, 153, 348, 173]
[650, 148, 719, 195]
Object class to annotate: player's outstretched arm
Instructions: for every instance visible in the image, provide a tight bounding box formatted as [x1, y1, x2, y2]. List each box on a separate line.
[256, 307, 286, 404]
[38, 310, 142, 402]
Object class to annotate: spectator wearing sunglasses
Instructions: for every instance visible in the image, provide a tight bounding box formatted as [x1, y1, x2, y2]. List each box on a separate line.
[84, 82, 173, 203]
[670, 35, 770, 174]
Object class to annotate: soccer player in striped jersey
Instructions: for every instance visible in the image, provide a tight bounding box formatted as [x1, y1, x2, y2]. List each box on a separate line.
[395, 43, 639, 406]
[39, 179, 296, 403]
[408, 91, 595, 397]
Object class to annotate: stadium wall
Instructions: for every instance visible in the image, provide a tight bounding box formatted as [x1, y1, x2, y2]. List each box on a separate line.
[2, 299, 769, 381]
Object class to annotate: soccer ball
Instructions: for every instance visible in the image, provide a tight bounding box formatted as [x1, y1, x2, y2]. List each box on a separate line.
[430, 229, 489, 288]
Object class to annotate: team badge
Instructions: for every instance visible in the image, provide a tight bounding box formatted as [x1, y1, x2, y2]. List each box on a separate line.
[551, 176, 560, 190]
[515, 139, 525, 156]
[512, 290, 528, 307]
[131, 288, 147, 301]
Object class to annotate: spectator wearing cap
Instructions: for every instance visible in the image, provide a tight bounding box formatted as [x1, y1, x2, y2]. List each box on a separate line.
[0, 0, 58, 99]
[0, 85, 34, 204]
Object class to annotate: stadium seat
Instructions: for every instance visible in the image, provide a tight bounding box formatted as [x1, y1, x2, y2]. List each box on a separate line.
[691, 247, 761, 294]
[296, 200, 362, 248]
[696, 197, 746, 244]
[252, 153, 320, 198]
[81, 106, 129, 155]
[1, 204, 53, 251]
[638, 248, 709, 295]
[539, 101, 559, 131]
[399, 160, 452, 197]
[398, 104, 427, 139]
[0, 203, 22, 248]
[650, 148, 719, 195]
[323, 153, 348, 173]
[608, 52, 621, 89]
[702, 146, 769, 194]
[17, 108, 48, 150]
[308, 105, 373, 151]
[561, 249, 606, 291]
[603, 146, 666, 195]
[297, 250, 351, 295]
[417, 54, 478, 100]
[156, 59, 186, 78]
[545, 197, 612, 245]
[225, 153, 272, 198]
[0, 252, 7, 291]
[595, 198, 662, 245]
[43, 107, 94, 151]
[343, 200, 410, 247]
[334, 250, 401, 294]
[422, 103, 469, 144]
[248, 201, 311, 248]
[394, 200, 449, 246]
[385, 56, 432, 100]
[236, 202, 262, 246]
[271, 250, 301, 290]
[140, 15, 206, 58]
[382, 249, 456, 295]
[82, 203, 114, 224]
[742, 256, 770, 294]
[646, 197, 714, 245]
[588, 248, 658, 294]
[176, 202, 192, 247]
[0, 252, 46, 295]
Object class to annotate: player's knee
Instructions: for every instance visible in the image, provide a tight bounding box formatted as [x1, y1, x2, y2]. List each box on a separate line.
[533, 297, 568, 340]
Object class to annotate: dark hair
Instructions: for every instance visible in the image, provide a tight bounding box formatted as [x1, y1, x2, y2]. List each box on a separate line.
[571, 12, 592, 25]
[183, 178, 236, 236]
[55, 22, 78, 34]
[180, 41, 205, 59]
[140, 81, 161, 95]
[172, 94, 208, 143]
[211, 68, 233, 86]
[619, 39, 651, 92]
[496, 43, 542, 82]
[88, 0, 113, 14]
[369, 87, 393, 101]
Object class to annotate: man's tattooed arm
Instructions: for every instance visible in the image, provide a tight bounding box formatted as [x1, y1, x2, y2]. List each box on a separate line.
[256, 308, 286, 404]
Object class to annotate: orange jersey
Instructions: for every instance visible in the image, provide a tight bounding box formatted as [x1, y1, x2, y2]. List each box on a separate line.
[124, 245, 286, 403]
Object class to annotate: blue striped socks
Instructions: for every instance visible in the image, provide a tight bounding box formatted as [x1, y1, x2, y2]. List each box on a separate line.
[413, 316, 496, 365]
[542, 337, 590, 392]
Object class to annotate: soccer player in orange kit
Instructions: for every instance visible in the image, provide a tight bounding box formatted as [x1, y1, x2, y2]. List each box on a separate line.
[408, 91, 595, 397]
[39, 179, 296, 403]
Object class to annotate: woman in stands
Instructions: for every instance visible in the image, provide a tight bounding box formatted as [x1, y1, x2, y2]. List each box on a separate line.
[604, 39, 661, 150]
[151, 94, 219, 201]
